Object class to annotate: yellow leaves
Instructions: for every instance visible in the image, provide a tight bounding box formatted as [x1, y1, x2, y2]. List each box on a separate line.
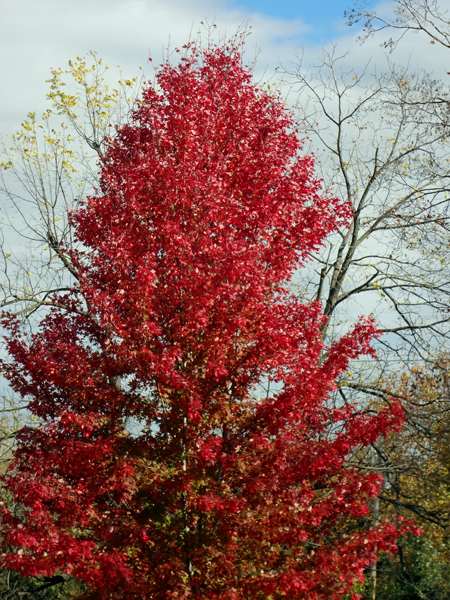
[21, 113, 36, 132]
[0, 52, 143, 252]
[45, 51, 142, 154]
[43, 134, 57, 145]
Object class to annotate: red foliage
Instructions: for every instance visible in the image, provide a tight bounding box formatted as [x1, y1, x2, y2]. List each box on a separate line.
[0, 40, 409, 599]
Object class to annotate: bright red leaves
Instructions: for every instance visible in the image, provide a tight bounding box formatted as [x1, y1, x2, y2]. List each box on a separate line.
[0, 40, 408, 599]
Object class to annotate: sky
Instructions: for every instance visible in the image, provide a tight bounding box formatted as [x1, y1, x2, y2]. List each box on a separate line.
[1, 0, 449, 138]
[230, 0, 352, 38]
[232, 0, 347, 19]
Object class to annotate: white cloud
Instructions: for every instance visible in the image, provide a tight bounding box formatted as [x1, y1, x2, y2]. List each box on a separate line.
[0, 0, 312, 134]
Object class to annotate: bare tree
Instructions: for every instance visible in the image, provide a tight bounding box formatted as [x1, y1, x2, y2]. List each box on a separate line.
[346, 0, 450, 51]
[285, 48, 450, 368]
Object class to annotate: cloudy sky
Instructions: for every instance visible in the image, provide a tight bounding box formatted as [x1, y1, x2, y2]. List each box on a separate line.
[0, 0, 448, 135]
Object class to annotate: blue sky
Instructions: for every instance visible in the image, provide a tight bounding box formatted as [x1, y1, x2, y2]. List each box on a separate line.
[228, 0, 359, 46]
[233, 0, 350, 18]
[231, 0, 352, 30]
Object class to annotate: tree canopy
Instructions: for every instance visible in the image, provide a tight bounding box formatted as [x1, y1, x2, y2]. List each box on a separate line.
[0, 39, 409, 599]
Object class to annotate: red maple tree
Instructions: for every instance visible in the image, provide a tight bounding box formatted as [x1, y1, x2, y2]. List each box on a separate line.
[0, 40, 408, 599]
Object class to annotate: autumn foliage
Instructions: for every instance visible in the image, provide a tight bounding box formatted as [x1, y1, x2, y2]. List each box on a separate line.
[0, 40, 407, 599]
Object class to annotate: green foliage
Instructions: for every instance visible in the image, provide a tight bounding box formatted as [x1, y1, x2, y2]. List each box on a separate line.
[364, 535, 450, 600]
